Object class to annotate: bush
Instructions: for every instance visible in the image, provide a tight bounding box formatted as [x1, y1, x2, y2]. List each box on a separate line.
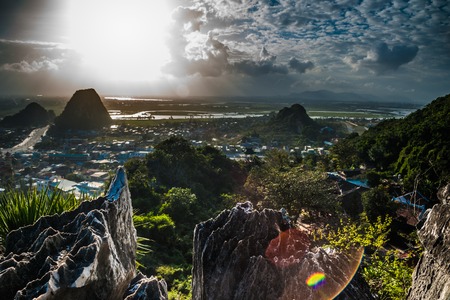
[0, 188, 79, 245]
[363, 250, 413, 300]
[133, 213, 176, 246]
[362, 187, 396, 222]
[325, 214, 392, 252]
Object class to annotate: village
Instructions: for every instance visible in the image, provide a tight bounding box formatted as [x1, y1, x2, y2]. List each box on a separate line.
[0, 121, 334, 199]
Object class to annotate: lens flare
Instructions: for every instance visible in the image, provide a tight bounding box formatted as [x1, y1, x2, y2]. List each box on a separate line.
[306, 272, 326, 289]
[265, 227, 365, 299]
[265, 228, 310, 267]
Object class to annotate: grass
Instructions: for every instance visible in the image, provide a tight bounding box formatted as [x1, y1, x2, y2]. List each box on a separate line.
[0, 188, 80, 245]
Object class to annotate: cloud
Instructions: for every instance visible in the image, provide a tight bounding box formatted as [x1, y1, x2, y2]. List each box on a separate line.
[0, 58, 60, 73]
[360, 43, 419, 74]
[345, 42, 419, 75]
[172, 6, 205, 31]
[163, 32, 229, 77]
[164, 23, 294, 78]
[288, 57, 314, 73]
[231, 46, 288, 76]
[0, 39, 66, 72]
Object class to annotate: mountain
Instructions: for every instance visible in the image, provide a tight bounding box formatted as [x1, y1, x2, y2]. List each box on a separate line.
[289, 90, 413, 103]
[51, 88, 111, 134]
[0, 102, 55, 127]
[352, 94, 450, 196]
[269, 103, 319, 135]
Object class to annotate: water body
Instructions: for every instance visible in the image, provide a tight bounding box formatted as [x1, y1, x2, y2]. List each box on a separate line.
[109, 111, 265, 120]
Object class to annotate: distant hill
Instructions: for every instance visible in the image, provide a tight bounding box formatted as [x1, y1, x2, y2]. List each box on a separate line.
[288, 90, 413, 104]
[0, 102, 55, 128]
[50, 88, 111, 134]
[341, 94, 450, 197]
[270, 103, 319, 135]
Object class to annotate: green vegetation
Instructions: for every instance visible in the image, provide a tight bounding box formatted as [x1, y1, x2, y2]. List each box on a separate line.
[126, 121, 438, 298]
[361, 186, 396, 222]
[3, 95, 444, 299]
[332, 94, 450, 198]
[0, 187, 154, 273]
[244, 149, 338, 216]
[325, 214, 392, 252]
[124, 136, 246, 296]
[325, 214, 416, 299]
[0, 188, 79, 245]
[363, 251, 414, 300]
[324, 96, 450, 298]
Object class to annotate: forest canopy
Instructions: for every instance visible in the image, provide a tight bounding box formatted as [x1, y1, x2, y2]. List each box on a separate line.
[332, 94, 450, 198]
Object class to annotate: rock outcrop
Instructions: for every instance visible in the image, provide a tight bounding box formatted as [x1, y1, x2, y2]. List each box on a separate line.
[0, 102, 55, 128]
[193, 202, 373, 300]
[271, 103, 319, 135]
[51, 88, 111, 134]
[406, 183, 450, 300]
[0, 167, 167, 300]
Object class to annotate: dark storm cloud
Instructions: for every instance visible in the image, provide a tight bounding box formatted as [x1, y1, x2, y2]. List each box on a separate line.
[0, 0, 66, 42]
[288, 58, 314, 73]
[164, 32, 292, 77]
[231, 47, 288, 76]
[360, 43, 419, 74]
[0, 39, 66, 73]
[164, 7, 303, 78]
[1, 0, 449, 101]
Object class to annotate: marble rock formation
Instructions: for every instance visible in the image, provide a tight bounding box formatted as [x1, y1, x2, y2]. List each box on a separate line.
[406, 183, 450, 300]
[51, 88, 111, 134]
[0, 167, 167, 300]
[192, 202, 373, 300]
[0, 102, 55, 128]
[272, 103, 319, 134]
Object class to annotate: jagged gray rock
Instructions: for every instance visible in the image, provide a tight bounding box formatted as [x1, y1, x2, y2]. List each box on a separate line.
[0, 167, 167, 300]
[123, 273, 168, 300]
[192, 202, 373, 300]
[406, 183, 450, 300]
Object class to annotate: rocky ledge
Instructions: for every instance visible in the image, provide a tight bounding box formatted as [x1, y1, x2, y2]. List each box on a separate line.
[0, 167, 167, 300]
[192, 202, 373, 300]
[406, 183, 450, 300]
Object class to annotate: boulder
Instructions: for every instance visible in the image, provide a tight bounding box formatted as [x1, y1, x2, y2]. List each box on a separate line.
[192, 202, 373, 300]
[123, 273, 168, 300]
[0, 167, 167, 300]
[406, 184, 450, 300]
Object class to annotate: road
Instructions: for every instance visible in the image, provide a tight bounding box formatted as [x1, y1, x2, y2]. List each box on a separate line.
[1, 125, 49, 154]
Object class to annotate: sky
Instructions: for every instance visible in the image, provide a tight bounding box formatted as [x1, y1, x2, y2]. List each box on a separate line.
[0, 0, 449, 103]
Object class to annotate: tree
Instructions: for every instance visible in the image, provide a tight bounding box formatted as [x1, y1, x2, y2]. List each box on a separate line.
[325, 214, 392, 252]
[264, 148, 291, 171]
[325, 215, 413, 299]
[245, 166, 338, 217]
[330, 132, 360, 169]
[363, 251, 413, 300]
[361, 186, 396, 222]
[160, 187, 197, 225]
